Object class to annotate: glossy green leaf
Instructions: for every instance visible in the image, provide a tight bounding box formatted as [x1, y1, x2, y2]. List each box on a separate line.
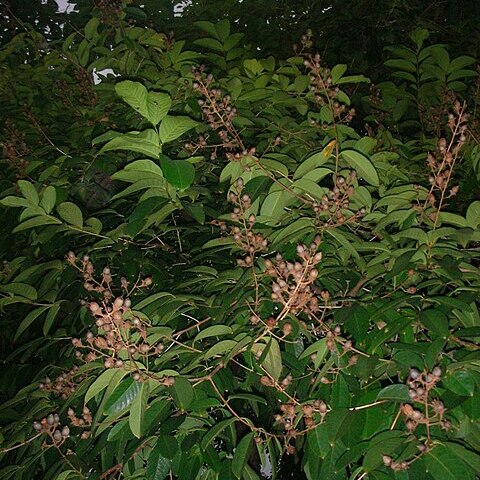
[18, 180, 39, 205]
[148, 449, 171, 480]
[376, 384, 410, 402]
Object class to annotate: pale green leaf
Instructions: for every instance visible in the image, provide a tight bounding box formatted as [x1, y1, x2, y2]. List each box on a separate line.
[40, 186, 57, 214]
[129, 381, 149, 438]
[18, 180, 39, 205]
[341, 150, 379, 186]
[57, 202, 83, 228]
[159, 115, 199, 144]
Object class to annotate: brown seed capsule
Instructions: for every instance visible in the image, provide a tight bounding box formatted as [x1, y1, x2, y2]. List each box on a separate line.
[260, 375, 272, 387]
[282, 323, 292, 336]
[164, 376, 175, 387]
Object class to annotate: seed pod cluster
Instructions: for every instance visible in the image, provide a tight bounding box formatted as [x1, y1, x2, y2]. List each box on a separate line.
[39, 366, 86, 399]
[67, 406, 92, 439]
[401, 366, 450, 433]
[420, 101, 468, 222]
[264, 237, 322, 315]
[228, 180, 268, 266]
[32, 412, 70, 446]
[192, 67, 242, 155]
[312, 172, 366, 227]
[304, 54, 355, 124]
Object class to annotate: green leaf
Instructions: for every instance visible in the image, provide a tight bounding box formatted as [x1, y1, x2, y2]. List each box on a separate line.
[185, 204, 205, 224]
[336, 74, 370, 84]
[14, 306, 50, 340]
[157, 435, 178, 459]
[54, 471, 80, 480]
[85, 368, 127, 405]
[105, 379, 141, 415]
[159, 115, 199, 144]
[1, 282, 37, 300]
[262, 338, 282, 381]
[243, 176, 273, 202]
[170, 376, 194, 410]
[443, 369, 475, 396]
[341, 150, 379, 186]
[57, 202, 83, 228]
[99, 129, 160, 158]
[159, 155, 195, 190]
[204, 339, 238, 359]
[232, 432, 254, 478]
[40, 186, 57, 214]
[115, 81, 171, 125]
[0, 196, 32, 208]
[260, 190, 293, 222]
[43, 303, 61, 335]
[242, 464, 261, 480]
[201, 417, 237, 450]
[147, 449, 171, 480]
[294, 142, 336, 179]
[194, 325, 233, 343]
[18, 180, 39, 205]
[331, 64, 348, 84]
[466, 201, 480, 229]
[376, 384, 410, 402]
[445, 442, 480, 474]
[12, 215, 62, 233]
[363, 430, 406, 471]
[425, 445, 473, 480]
[129, 381, 149, 438]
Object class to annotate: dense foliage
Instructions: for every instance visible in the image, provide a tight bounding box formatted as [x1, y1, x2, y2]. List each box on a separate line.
[1, 2, 479, 479]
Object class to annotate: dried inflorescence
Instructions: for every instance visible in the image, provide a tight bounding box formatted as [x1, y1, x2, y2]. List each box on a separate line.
[305, 54, 356, 124]
[401, 366, 450, 433]
[273, 399, 328, 439]
[32, 412, 70, 446]
[39, 366, 86, 399]
[67, 253, 163, 378]
[67, 406, 92, 439]
[420, 101, 468, 224]
[312, 172, 366, 227]
[224, 179, 268, 267]
[264, 236, 322, 316]
[382, 367, 447, 473]
[190, 67, 246, 160]
[71, 294, 164, 369]
[1, 120, 30, 178]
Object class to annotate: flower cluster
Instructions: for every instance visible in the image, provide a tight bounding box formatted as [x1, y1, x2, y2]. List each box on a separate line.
[67, 253, 162, 376]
